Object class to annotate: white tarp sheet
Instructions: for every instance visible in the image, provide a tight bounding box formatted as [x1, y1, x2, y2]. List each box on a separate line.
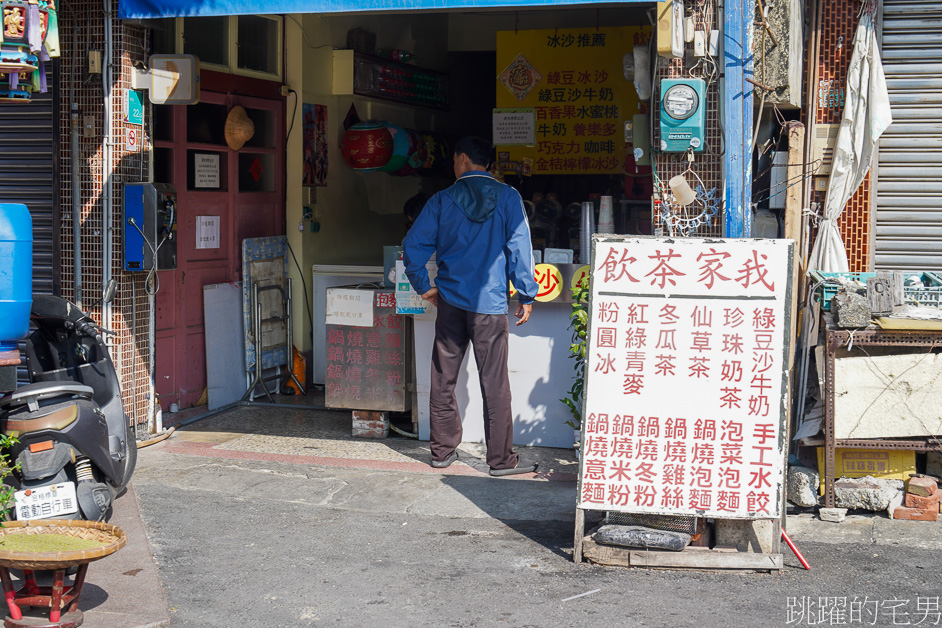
[808, 6, 893, 272]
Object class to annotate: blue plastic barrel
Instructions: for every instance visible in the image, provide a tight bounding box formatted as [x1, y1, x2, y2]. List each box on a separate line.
[0, 203, 32, 351]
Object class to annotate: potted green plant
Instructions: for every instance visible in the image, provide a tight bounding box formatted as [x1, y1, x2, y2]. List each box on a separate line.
[560, 281, 589, 457]
[0, 434, 17, 520]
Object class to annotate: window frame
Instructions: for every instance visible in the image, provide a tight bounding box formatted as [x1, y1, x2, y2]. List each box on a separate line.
[174, 15, 283, 82]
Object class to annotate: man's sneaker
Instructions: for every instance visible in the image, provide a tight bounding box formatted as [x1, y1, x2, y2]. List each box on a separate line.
[430, 452, 458, 469]
[489, 457, 538, 477]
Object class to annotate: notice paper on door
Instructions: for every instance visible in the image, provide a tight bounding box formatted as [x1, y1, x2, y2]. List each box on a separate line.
[196, 215, 219, 249]
[325, 288, 374, 327]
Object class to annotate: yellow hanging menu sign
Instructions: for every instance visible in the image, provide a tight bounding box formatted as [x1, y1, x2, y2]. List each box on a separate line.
[496, 26, 650, 176]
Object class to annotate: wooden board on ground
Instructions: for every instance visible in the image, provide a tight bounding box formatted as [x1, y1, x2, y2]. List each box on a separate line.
[581, 536, 783, 570]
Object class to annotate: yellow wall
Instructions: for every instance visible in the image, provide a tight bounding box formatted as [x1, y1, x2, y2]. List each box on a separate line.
[285, 16, 309, 351]
[284, 13, 450, 351]
[447, 8, 648, 52]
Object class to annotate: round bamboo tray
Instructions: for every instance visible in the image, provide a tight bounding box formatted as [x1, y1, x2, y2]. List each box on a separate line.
[0, 519, 126, 570]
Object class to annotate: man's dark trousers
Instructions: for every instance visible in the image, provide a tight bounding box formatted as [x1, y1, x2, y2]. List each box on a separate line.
[430, 298, 518, 470]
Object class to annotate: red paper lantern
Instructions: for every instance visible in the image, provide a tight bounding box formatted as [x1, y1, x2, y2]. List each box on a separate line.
[340, 121, 393, 171]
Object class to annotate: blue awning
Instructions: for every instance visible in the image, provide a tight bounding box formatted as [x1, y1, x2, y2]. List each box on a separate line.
[119, 0, 637, 19]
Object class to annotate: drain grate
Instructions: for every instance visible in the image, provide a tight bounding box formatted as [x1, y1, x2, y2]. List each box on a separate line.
[605, 511, 698, 535]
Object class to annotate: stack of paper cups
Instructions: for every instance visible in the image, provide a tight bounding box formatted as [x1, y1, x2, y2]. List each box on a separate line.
[580, 201, 595, 264]
[598, 196, 615, 234]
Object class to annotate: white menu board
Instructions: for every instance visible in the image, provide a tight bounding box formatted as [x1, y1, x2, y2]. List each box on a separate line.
[579, 236, 793, 519]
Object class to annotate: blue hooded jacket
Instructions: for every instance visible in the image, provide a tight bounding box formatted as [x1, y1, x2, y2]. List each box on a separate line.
[403, 172, 538, 315]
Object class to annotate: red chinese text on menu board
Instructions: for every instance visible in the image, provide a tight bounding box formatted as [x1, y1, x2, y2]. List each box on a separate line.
[579, 237, 794, 519]
[325, 291, 408, 412]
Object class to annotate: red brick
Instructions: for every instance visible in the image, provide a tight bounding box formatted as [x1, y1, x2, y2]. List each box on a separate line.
[352, 410, 389, 438]
[907, 477, 938, 498]
[905, 489, 942, 510]
[352, 411, 381, 421]
[893, 506, 938, 522]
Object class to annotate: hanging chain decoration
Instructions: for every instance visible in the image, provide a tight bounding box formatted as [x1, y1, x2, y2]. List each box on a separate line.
[0, 0, 60, 102]
[659, 185, 720, 237]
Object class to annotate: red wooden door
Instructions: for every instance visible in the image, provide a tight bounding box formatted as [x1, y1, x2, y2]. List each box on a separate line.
[154, 90, 284, 411]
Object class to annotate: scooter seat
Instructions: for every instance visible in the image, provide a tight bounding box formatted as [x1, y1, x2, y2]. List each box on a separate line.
[0, 381, 95, 412]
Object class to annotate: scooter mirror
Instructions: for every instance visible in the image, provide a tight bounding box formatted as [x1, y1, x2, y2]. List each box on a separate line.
[103, 279, 117, 304]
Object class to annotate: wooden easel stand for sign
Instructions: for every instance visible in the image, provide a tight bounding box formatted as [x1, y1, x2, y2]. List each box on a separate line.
[573, 508, 784, 570]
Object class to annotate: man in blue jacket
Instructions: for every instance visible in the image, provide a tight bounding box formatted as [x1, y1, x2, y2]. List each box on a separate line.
[403, 136, 540, 477]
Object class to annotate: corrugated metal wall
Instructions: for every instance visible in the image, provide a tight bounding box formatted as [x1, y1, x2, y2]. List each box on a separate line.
[0, 63, 59, 296]
[875, 0, 942, 270]
[0, 63, 59, 384]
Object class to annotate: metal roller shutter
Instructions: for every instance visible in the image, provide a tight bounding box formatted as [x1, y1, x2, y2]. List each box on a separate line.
[875, 0, 942, 270]
[0, 62, 59, 295]
[0, 62, 59, 383]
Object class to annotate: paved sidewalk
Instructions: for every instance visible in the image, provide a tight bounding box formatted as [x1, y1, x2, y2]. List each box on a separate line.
[160, 403, 579, 481]
[79, 485, 170, 628]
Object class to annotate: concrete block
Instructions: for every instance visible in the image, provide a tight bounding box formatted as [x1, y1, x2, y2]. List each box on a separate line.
[907, 476, 938, 498]
[893, 506, 938, 522]
[818, 507, 847, 523]
[787, 465, 820, 507]
[834, 476, 904, 511]
[715, 519, 775, 554]
[905, 489, 942, 510]
[832, 290, 870, 328]
[752, 0, 803, 108]
[352, 410, 389, 438]
[887, 490, 904, 519]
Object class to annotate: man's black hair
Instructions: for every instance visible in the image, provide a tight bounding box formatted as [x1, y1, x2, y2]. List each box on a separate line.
[453, 136, 493, 168]
[403, 192, 428, 224]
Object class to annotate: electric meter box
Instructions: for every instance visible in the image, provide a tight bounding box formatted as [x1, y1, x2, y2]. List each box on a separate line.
[124, 183, 178, 272]
[659, 78, 706, 153]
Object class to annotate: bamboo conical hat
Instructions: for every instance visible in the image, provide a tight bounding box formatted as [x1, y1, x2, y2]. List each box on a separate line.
[224, 106, 255, 151]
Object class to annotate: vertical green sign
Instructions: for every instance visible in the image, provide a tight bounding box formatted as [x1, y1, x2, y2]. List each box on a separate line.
[126, 89, 144, 126]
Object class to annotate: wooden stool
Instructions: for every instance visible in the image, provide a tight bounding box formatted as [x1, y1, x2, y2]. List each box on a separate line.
[0, 565, 88, 627]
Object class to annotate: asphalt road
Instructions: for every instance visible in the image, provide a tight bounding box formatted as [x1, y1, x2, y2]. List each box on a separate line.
[132, 447, 942, 628]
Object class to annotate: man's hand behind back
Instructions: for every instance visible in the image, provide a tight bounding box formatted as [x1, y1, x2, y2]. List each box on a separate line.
[514, 303, 532, 326]
[421, 288, 439, 308]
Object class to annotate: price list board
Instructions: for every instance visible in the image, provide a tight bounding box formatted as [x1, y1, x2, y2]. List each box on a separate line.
[325, 289, 410, 412]
[495, 26, 648, 175]
[579, 236, 794, 520]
